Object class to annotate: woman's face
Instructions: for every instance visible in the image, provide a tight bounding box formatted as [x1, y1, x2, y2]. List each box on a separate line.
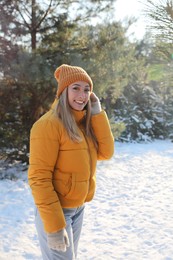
[68, 81, 91, 111]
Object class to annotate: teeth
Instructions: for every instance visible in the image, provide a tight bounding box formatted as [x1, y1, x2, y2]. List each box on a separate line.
[76, 101, 83, 104]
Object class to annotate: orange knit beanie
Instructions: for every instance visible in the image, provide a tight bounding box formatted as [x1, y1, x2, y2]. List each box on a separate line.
[54, 64, 93, 97]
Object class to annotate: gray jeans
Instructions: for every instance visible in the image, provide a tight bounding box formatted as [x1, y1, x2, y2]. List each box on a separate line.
[35, 205, 85, 260]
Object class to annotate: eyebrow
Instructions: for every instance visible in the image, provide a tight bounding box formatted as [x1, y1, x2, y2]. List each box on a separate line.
[72, 83, 90, 88]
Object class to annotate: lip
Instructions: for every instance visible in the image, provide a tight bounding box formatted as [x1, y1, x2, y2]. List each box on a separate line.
[75, 100, 85, 104]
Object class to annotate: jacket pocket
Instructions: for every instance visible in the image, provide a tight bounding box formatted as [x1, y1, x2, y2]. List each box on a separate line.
[53, 172, 73, 197]
[65, 177, 89, 200]
[53, 172, 89, 200]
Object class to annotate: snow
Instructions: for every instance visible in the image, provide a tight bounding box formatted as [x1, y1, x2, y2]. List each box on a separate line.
[1, 140, 173, 260]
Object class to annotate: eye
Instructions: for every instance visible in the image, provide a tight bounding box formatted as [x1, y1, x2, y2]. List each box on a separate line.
[85, 88, 90, 93]
[72, 86, 79, 91]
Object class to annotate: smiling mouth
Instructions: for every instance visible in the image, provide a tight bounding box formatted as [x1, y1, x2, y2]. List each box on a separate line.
[75, 100, 85, 105]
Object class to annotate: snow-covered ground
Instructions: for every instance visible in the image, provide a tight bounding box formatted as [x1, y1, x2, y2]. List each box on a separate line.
[0, 140, 173, 260]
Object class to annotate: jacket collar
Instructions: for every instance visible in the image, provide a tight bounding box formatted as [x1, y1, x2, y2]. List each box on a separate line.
[72, 109, 86, 123]
[51, 98, 58, 110]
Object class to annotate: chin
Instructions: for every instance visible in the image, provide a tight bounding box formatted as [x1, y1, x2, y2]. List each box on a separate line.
[74, 104, 85, 111]
[71, 106, 83, 111]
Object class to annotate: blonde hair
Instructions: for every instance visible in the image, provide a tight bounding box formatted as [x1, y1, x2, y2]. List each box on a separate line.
[56, 88, 98, 148]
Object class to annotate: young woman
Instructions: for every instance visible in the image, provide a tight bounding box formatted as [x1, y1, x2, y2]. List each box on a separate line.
[28, 64, 114, 260]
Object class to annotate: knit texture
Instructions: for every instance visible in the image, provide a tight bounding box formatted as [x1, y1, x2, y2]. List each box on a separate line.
[47, 229, 70, 252]
[54, 64, 93, 97]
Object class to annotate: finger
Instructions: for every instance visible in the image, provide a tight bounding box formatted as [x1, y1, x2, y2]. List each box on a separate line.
[65, 235, 70, 247]
[55, 244, 66, 252]
[60, 245, 66, 252]
[90, 92, 98, 102]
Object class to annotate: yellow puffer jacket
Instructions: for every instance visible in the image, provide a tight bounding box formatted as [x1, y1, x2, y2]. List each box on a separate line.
[28, 100, 114, 233]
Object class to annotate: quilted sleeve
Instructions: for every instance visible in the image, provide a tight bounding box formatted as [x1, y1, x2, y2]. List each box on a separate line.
[28, 118, 66, 233]
[91, 111, 114, 160]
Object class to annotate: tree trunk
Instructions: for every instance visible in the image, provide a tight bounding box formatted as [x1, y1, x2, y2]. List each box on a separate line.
[31, 0, 37, 50]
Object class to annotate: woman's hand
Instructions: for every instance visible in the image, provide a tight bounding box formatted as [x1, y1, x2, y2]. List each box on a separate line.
[47, 228, 70, 252]
[90, 92, 102, 115]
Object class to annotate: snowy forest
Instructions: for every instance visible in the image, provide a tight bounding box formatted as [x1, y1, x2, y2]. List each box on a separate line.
[0, 0, 173, 164]
[1, 1, 173, 259]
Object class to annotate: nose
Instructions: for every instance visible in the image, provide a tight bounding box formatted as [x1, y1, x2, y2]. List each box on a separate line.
[78, 90, 86, 99]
